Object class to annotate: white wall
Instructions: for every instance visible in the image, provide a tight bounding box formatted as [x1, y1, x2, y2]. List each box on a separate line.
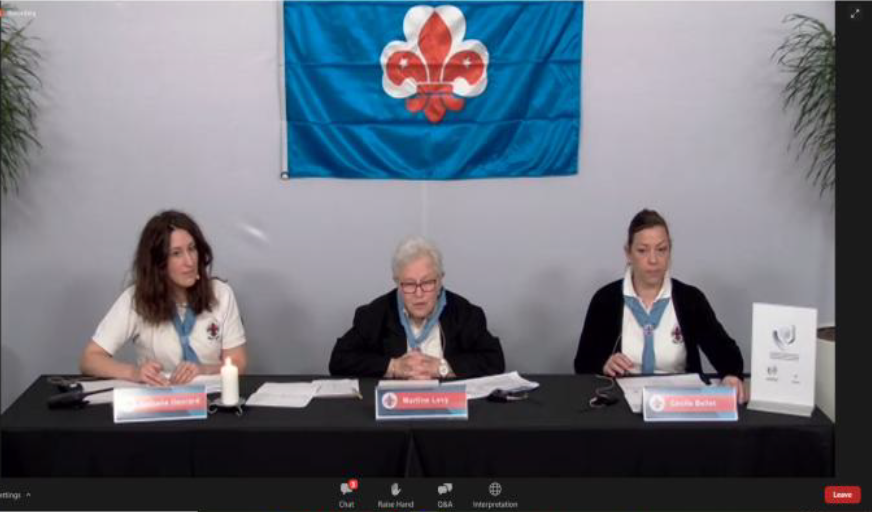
[1, 1, 835, 410]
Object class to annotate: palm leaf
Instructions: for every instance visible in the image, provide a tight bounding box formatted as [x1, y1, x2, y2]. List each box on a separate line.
[773, 14, 836, 198]
[1, 5, 43, 196]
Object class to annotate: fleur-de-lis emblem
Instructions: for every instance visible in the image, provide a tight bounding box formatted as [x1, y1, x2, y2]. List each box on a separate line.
[671, 325, 684, 344]
[382, 392, 399, 409]
[381, 5, 489, 123]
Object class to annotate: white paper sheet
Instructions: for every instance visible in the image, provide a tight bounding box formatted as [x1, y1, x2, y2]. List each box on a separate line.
[617, 374, 707, 413]
[186, 374, 223, 394]
[79, 374, 223, 405]
[79, 379, 140, 405]
[312, 379, 361, 398]
[245, 382, 318, 408]
[450, 371, 540, 400]
[377, 379, 440, 389]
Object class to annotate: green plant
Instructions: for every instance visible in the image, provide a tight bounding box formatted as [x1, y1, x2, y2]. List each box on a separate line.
[1, 5, 42, 195]
[773, 14, 835, 197]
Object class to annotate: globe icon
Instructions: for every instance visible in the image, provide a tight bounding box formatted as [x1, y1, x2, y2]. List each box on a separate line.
[489, 481, 502, 497]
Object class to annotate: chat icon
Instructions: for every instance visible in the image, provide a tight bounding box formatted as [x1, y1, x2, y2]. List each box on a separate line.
[340, 478, 359, 495]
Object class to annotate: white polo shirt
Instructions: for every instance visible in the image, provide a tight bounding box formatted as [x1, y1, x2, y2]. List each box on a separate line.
[621, 268, 687, 374]
[92, 279, 246, 371]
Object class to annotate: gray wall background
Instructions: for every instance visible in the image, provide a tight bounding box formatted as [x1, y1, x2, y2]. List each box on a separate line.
[1, 1, 835, 411]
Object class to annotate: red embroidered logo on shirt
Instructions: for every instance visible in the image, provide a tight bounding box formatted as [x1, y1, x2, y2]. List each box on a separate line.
[671, 326, 684, 344]
[206, 322, 220, 341]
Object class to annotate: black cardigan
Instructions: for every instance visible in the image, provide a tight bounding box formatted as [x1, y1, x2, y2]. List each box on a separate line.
[329, 289, 505, 378]
[574, 278, 744, 377]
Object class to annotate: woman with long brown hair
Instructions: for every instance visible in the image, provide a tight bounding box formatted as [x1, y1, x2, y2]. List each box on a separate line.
[80, 210, 248, 385]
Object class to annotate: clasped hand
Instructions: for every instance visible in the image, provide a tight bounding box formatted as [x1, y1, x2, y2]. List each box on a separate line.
[390, 351, 440, 380]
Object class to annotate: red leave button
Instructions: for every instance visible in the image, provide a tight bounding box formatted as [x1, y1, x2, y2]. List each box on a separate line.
[825, 486, 861, 504]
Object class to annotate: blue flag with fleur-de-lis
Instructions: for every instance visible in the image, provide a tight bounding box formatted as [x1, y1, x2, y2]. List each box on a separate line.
[282, 1, 582, 180]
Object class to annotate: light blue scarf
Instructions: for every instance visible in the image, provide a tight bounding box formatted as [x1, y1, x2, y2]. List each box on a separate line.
[623, 296, 670, 375]
[397, 288, 447, 351]
[171, 305, 201, 364]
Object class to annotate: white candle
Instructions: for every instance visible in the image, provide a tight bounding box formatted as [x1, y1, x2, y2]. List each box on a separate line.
[221, 357, 239, 406]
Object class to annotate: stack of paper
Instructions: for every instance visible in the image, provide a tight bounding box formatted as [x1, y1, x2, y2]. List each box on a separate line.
[79, 374, 223, 405]
[376, 379, 439, 389]
[312, 379, 361, 398]
[616, 374, 707, 413]
[246, 382, 319, 408]
[375, 372, 539, 400]
[79, 379, 139, 405]
[185, 374, 223, 394]
[451, 371, 540, 400]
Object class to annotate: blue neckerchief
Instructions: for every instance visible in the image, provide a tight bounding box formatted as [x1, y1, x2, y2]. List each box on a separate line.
[623, 295, 670, 374]
[171, 305, 201, 364]
[397, 288, 447, 351]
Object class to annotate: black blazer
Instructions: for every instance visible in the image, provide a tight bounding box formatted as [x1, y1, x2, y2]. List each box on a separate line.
[574, 278, 744, 377]
[329, 289, 505, 378]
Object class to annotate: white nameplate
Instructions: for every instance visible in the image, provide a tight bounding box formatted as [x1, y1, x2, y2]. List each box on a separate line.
[642, 386, 738, 422]
[113, 385, 207, 423]
[375, 384, 467, 421]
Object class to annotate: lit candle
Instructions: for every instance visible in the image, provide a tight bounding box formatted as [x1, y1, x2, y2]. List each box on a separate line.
[221, 357, 239, 406]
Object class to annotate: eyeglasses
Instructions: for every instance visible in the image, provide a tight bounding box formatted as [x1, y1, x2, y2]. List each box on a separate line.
[399, 279, 438, 294]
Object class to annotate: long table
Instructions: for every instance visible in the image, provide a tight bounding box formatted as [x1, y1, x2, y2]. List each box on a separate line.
[0, 375, 833, 477]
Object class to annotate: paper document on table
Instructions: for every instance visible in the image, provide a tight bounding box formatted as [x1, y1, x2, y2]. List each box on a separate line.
[377, 379, 439, 389]
[80, 379, 140, 405]
[451, 371, 540, 400]
[80, 374, 223, 405]
[185, 374, 223, 394]
[617, 374, 707, 413]
[246, 382, 318, 408]
[313, 379, 361, 398]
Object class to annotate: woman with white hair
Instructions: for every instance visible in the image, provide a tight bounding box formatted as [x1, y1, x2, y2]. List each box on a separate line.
[329, 236, 505, 379]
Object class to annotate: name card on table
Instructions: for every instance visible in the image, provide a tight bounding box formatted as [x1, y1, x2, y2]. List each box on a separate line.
[113, 385, 207, 424]
[642, 386, 738, 422]
[747, 303, 817, 417]
[375, 384, 468, 421]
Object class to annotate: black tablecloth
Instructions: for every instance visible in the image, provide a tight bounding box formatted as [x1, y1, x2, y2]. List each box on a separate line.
[0, 375, 833, 477]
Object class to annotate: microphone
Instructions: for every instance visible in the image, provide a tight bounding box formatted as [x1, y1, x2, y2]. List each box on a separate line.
[599, 333, 622, 376]
[609, 333, 622, 358]
[589, 334, 623, 409]
[47, 387, 114, 409]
